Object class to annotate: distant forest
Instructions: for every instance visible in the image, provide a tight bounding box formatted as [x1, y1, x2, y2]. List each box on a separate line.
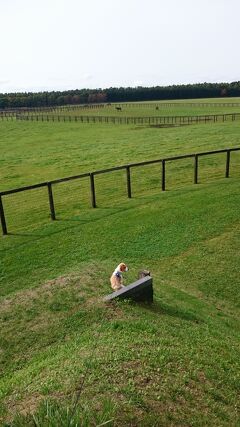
[1, 82, 240, 108]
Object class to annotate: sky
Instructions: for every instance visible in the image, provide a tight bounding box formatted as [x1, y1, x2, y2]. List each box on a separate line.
[1, 0, 240, 93]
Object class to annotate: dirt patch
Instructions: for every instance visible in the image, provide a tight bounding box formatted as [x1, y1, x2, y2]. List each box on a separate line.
[28, 312, 58, 331]
[4, 392, 43, 421]
[149, 123, 189, 128]
[104, 301, 127, 320]
[0, 264, 105, 314]
[0, 275, 72, 313]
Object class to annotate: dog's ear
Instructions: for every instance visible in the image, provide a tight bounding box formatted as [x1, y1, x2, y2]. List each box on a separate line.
[120, 263, 127, 272]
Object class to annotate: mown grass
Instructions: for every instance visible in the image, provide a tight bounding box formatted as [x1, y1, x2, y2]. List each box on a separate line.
[0, 117, 240, 237]
[1, 117, 240, 191]
[20, 97, 240, 118]
[1, 180, 240, 426]
[0, 101, 240, 426]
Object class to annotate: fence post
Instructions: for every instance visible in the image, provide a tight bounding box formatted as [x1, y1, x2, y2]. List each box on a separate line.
[126, 166, 132, 198]
[225, 150, 231, 178]
[0, 195, 7, 235]
[90, 173, 96, 208]
[47, 183, 56, 220]
[194, 155, 198, 184]
[162, 160, 166, 191]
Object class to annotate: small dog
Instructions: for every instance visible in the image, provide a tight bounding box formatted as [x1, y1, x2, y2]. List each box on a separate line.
[110, 263, 128, 291]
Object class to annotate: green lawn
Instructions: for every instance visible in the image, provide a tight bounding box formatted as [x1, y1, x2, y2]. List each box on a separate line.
[1, 119, 240, 189]
[17, 96, 240, 118]
[0, 102, 240, 426]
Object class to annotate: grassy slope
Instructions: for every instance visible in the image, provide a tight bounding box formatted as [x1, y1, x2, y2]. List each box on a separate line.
[0, 108, 240, 425]
[1, 181, 240, 426]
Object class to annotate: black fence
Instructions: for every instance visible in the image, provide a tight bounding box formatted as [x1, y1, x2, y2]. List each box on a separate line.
[14, 112, 240, 126]
[1, 101, 240, 116]
[117, 102, 240, 108]
[1, 147, 239, 236]
[0, 104, 105, 115]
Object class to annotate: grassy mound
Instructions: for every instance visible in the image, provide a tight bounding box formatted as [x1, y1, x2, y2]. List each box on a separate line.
[1, 179, 240, 426]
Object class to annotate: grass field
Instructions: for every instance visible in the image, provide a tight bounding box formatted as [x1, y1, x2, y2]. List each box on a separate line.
[16, 97, 240, 118]
[0, 100, 240, 426]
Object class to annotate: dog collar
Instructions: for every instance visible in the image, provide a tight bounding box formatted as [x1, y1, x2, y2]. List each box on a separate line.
[115, 272, 121, 278]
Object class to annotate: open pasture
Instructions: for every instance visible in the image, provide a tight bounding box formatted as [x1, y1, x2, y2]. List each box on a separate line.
[0, 100, 240, 426]
[12, 97, 240, 119]
[1, 111, 240, 235]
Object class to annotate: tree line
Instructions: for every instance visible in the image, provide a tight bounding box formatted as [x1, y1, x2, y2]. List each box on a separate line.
[0, 82, 240, 109]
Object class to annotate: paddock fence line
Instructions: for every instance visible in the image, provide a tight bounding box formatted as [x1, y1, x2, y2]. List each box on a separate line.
[1, 147, 240, 236]
[112, 102, 240, 108]
[0, 104, 105, 115]
[0, 105, 106, 119]
[14, 112, 240, 126]
[1, 101, 240, 116]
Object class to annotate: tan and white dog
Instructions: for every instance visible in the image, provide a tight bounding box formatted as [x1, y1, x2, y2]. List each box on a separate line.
[110, 263, 129, 291]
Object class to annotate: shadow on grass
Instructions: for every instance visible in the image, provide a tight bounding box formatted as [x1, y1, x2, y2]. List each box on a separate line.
[1, 204, 137, 251]
[1, 184, 208, 248]
[139, 299, 203, 324]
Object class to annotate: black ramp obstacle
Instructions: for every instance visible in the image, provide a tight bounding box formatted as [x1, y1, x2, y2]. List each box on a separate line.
[103, 275, 153, 303]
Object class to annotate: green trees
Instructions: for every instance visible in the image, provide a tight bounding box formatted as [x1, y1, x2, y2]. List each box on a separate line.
[0, 82, 240, 108]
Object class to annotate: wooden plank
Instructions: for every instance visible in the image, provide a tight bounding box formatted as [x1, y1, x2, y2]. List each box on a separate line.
[0, 182, 48, 196]
[126, 166, 132, 198]
[129, 159, 162, 168]
[90, 173, 96, 208]
[225, 150, 231, 178]
[164, 154, 195, 162]
[47, 183, 56, 220]
[194, 154, 198, 184]
[162, 160, 166, 191]
[50, 172, 90, 185]
[92, 165, 126, 175]
[0, 196, 7, 235]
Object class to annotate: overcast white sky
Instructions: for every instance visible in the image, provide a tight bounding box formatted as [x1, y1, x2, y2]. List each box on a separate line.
[1, 0, 240, 93]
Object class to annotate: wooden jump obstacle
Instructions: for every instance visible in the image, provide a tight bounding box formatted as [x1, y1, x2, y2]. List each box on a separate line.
[103, 274, 153, 303]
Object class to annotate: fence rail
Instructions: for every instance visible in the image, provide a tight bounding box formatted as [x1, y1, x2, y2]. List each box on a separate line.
[1, 101, 240, 115]
[0, 104, 105, 115]
[14, 112, 240, 126]
[1, 147, 240, 235]
[118, 102, 240, 108]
